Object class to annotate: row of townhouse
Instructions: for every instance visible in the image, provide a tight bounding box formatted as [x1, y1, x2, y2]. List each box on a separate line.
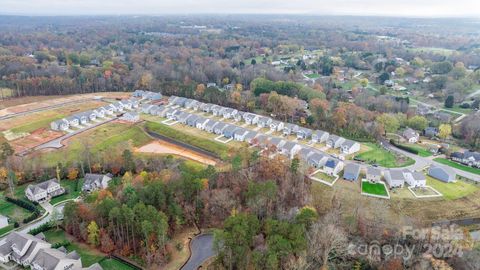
[144, 103, 347, 176]
[0, 231, 102, 270]
[166, 96, 361, 155]
[50, 99, 139, 131]
[132, 90, 163, 101]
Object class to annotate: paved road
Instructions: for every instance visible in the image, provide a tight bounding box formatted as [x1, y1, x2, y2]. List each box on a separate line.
[466, 89, 480, 99]
[17, 117, 118, 155]
[382, 140, 480, 181]
[0, 98, 94, 121]
[181, 234, 215, 270]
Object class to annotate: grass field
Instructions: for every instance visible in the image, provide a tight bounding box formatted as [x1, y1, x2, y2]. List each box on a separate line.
[99, 258, 136, 270]
[312, 171, 337, 183]
[305, 73, 320, 79]
[10, 113, 66, 134]
[355, 143, 415, 168]
[433, 158, 480, 176]
[0, 224, 14, 235]
[399, 143, 432, 157]
[426, 175, 479, 200]
[145, 120, 234, 160]
[39, 122, 152, 167]
[50, 179, 83, 205]
[362, 181, 388, 196]
[0, 184, 31, 224]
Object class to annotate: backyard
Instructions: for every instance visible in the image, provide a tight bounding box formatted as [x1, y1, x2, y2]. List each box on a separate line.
[355, 143, 414, 168]
[50, 179, 83, 205]
[426, 175, 479, 200]
[361, 181, 389, 197]
[399, 143, 432, 157]
[43, 228, 135, 269]
[433, 158, 480, 176]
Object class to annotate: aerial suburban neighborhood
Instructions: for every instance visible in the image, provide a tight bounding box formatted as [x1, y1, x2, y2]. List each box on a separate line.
[0, 9, 480, 270]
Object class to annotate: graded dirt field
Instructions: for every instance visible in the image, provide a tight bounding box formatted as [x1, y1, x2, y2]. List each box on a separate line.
[136, 141, 217, 166]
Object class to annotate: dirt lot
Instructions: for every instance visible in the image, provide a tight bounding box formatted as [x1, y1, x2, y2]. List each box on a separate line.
[136, 141, 217, 166]
[0, 92, 130, 116]
[10, 128, 63, 153]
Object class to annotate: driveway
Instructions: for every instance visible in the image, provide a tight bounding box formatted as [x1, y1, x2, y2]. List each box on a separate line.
[181, 234, 215, 270]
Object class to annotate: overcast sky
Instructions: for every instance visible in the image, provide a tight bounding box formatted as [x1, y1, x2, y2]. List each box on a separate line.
[1, 0, 479, 17]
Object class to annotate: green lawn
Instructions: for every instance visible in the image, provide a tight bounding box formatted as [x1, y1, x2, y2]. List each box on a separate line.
[99, 258, 136, 270]
[44, 229, 105, 267]
[305, 73, 320, 79]
[40, 123, 152, 167]
[433, 158, 480, 176]
[355, 143, 415, 168]
[50, 179, 83, 205]
[426, 175, 478, 200]
[362, 181, 388, 196]
[145, 121, 231, 160]
[0, 184, 32, 223]
[312, 171, 336, 183]
[11, 114, 66, 134]
[399, 143, 432, 157]
[0, 224, 14, 236]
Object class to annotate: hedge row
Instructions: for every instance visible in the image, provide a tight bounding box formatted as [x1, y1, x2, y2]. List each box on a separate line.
[52, 240, 71, 249]
[389, 139, 419, 155]
[5, 196, 38, 212]
[28, 222, 53, 235]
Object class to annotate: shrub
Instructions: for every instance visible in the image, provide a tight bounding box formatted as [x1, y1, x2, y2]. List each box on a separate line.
[389, 139, 419, 155]
[52, 240, 71, 249]
[5, 196, 38, 212]
[29, 222, 53, 235]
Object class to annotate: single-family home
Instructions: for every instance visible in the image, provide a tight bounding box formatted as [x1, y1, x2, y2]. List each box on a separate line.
[214, 122, 228, 135]
[428, 164, 456, 183]
[178, 112, 193, 124]
[404, 170, 426, 188]
[424, 127, 439, 138]
[403, 128, 419, 143]
[120, 100, 133, 110]
[450, 151, 480, 168]
[298, 147, 314, 161]
[341, 140, 361, 155]
[0, 215, 8, 229]
[233, 128, 249, 141]
[279, 142, 302, 159]
[121, 112, 140, 122]
[307, 152, 328, 168]
[222, 108, 238, 119]
[244, 131, 259, 144]
[93, 108, 107, 118]
[133, 89, 146, 98]
[156, 106, 170, 117]
[223, 125, 239, 139]
[65, 116, 80, 127]
[242, 113, 255, 125]
[269, 120, 284, 132]
[51, 119, 70, 131]
[283, 123, 299, 136]
[142, 104, 154, 114]
[103, 106, 115, 116]
[205, 120, 219, 133]
[267, 137, 286, 151]
[186, 114, 199, 127]
[384, 169, 405, 188]
[82, 173, 112, 192]
[323, 158, 344, 176]
[149, 105, 160, 116]
[211, 105, 222, 116]
[84, 110, 98, 122]
[185, 99, 199, 110]
[174, 97, 188, 107]
[233, 111, 244, 122]
[195, 117, 210, 130]
[25, 179, 65, 203]
[343, 163, 361, 181]
[326, 135, 346, 149]
[254, 134, 270, 148]
[200, 103, 213, 113]
[110, 102, 123, 113]
[168, 96, 178, 105]
[144, 91, 162, 101]
[257, 117, 272, 128]
[312, 130, 329, 144]
[296, 127, 313, 140]
[366, 167, 382, 183]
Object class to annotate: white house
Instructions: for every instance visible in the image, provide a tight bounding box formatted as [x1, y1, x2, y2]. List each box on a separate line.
[82, 173, 112, 192]
[428, 164, 456, 183]
[326, 135, 345, 149]
[404, 170, 427, 188]
[234, 128, 250, 141]
[312, 130, 329, 144]
[195, 117, 210, 130]
[244, 131, 259, 144]
[403, 128, 419, 143]
[279, 142, 302, 159]
[121, 112, 140, 122]
[269, 120, 284, 132]
[50, 119, 69, 131]
[25, 179, 65, 203]
[0, 215, 8, 229]
[257, 117, 272, 128]
[341, 140, 361, 155]
[323, 158, 344, 176]
[366, 167, 382, 183]
[283, 123, 299, 136]
[307, 152, 328, 168]
[384, 169, 405, 188]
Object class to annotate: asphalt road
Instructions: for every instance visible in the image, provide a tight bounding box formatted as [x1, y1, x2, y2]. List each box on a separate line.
[181, 234, 215, 270]
[0, 98, 94, 121]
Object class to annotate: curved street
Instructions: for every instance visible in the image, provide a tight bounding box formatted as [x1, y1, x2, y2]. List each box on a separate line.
[181, 234, 215, 270]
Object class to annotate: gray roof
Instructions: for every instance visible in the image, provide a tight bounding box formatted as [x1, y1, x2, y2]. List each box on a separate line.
[205, 120, 218, 128]
[308, 152, 326, 164]
[403, 128, 418, 139]
[26, 179, 60, 196]
[342, 140, 358, 148]
[388, 170, 406, 180]
[234, 128, 249, 136]
[223, 125, 238, 133]
[429, 164, 455, 176]
[410, 171, 426, 181]
[244, 131, 258, 140]
[367, 167, 382, 177]
[268, 137, 284, 147]
[282, 141, 298, 152]
[328, 135, 343, 143]
[464, 151, 480, 162]
[344, 163, 361, 179]
[313, 130, 329, 138]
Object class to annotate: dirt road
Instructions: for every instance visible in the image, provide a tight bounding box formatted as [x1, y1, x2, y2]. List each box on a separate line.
[136, 141, 217, 166]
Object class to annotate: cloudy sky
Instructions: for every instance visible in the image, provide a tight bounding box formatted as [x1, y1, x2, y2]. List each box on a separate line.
[1, 0, 479, 17]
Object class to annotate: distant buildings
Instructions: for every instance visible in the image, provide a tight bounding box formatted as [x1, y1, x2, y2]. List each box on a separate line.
[403, 128, 419, 143]
[82, 173, 112, 193]
[450, 151, 480, 168]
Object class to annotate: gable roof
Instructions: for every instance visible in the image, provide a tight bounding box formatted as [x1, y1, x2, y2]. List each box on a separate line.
[367, 166, 382, 177]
